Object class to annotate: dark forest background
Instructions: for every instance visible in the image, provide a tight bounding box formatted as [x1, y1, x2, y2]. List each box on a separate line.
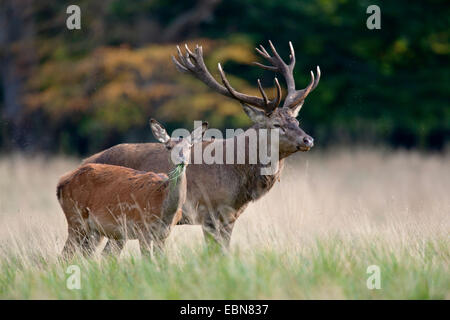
[1, 0, 449, 155]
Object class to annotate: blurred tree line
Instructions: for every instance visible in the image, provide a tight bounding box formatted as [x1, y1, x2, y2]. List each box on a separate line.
[0, 0, 449, 155]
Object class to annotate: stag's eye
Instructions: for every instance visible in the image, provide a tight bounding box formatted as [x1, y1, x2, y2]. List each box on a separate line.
[273, 123, 285, 133]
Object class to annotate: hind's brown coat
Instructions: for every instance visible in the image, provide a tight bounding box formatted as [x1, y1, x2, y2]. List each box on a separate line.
[57, 163, 183, 256]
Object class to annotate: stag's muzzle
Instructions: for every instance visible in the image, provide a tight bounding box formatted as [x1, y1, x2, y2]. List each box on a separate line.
[298, 135, 314, 151]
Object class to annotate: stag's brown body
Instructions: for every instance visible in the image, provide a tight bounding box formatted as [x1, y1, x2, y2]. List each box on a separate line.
[83, 41, 320, 250]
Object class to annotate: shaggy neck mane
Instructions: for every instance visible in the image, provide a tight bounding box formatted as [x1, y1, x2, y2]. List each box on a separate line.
[233, 160, 284, 207]
[219, 124, 286, 206]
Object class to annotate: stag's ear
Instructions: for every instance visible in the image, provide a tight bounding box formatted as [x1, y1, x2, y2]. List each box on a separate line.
[241, 104, 267, 124]
[150, 118, 170, 144]
[189, 121, 208, 145]
[287, 101, 304, 118]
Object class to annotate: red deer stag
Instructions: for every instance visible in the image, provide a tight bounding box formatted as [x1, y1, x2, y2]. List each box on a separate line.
[83, 41, 320, 251]
[57, 119, 208, 257]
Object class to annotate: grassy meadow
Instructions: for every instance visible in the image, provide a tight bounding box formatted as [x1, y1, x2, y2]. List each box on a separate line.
[0, 149, 448, 299]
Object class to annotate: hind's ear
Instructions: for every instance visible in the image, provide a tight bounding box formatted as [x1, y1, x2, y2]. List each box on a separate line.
[200, 121, 209, 135]
[189, 121, 208, 145]
[150, 118, 170, 144]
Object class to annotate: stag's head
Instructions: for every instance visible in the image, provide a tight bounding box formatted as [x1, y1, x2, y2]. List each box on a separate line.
[150, 119, 208, 165]
[172, 41, 320, 157]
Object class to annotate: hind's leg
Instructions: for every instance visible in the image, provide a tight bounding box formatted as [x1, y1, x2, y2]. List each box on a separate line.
[62, 229, 103, 259]
[102, 239, 126, 256]
[61, 226, 88, 259]
[61, 208, 105, 259]
[80, 231, 103, 257]
[61, 204, 91, 259]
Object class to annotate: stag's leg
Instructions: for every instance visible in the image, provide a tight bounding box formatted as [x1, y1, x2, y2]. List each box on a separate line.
[203, 205, 242, 252]
[138, 223, 171, 258]
[152, 230, 170, 256]
[102, 239, 126, 256]
[202, 218, 235, 253]
[138, 234, 153, 257]
[137, 224, 156, 258]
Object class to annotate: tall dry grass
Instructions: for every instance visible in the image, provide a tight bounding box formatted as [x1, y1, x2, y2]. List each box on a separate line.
[0, 149, 448, 299]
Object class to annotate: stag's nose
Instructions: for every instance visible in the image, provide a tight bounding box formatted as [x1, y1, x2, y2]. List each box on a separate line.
[303, 136, 314, 148]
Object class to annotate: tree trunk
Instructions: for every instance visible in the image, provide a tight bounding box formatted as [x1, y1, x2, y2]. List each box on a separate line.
[0, 0, 36, 150]
[162, 0, 221, 42]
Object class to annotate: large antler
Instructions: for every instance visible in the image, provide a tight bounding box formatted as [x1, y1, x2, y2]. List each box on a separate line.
[172, 44, 281, 114]
[254, 41, 320, 110]
[171, 41, 320, 114]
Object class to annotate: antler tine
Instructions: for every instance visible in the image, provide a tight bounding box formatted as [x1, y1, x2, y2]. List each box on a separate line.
[268, 40, 283, 61]
[312, 66, 321, 90]
[304, 71, 315, 97]
[259, 77, 282, 114]
[273, 77, 282, 109]
[217, 63, 240, 100]
[258, 44, 271, 58]
[255, 47, 266, 58]
[184, 44, 195, 59]
[254, 46, 278, 71]
[288, 41, 295, 69]
[257, 79, 269, 106]
[283, 69, 318, 108]
[252, 61, 278, 71]
[171, 55, 188, 73]
[176, 45, 194, 71]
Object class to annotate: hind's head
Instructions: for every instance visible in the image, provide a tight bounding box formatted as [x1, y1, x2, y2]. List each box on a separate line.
[150, 119, 208, 165]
